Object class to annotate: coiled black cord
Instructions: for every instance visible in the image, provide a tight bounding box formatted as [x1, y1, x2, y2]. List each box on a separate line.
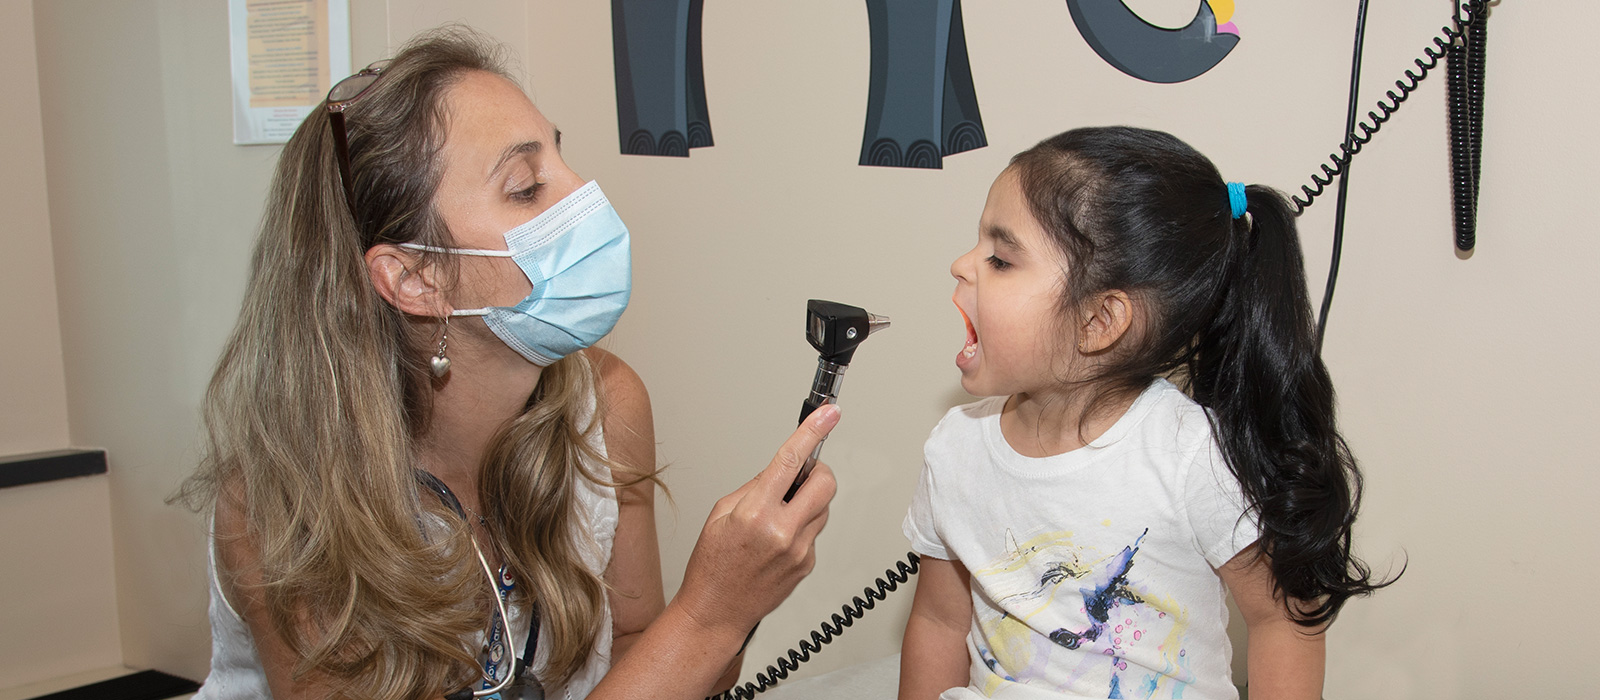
[1448, 4, 1489, 252]
[707, 553, 921, 700]
[1291, 1, 1489, 215]
[1299, 1, 1491, 341]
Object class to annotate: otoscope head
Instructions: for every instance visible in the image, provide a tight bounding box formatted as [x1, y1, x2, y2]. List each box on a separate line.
[806, 299, 891, 365]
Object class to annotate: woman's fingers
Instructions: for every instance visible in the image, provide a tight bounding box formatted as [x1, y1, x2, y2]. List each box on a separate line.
[704, 404, 839, 523]
[677, 407, 844, 636]
[794, 467, 834, 563]
[785, 460, 836, 527]
[735, 411, 837, 575]
[795, 503, 830, 574]
[755, 404, 840, 495]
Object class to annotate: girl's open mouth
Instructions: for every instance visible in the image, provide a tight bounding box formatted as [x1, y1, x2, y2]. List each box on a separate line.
[957, 302, 977, 360]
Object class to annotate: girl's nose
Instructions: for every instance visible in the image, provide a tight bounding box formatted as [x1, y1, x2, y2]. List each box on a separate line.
[951, 247, 976, 284]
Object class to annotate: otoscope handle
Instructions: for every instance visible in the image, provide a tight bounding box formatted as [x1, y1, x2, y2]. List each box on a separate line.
[786, 360, 848, 502]
[799, 360, 848, 423]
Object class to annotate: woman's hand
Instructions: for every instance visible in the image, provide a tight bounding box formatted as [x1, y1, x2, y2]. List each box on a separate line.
[587, 404, 840, 700]
[674, 403, 841, 641]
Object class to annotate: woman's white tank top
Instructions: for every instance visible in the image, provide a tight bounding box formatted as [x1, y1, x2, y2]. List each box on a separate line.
[194, 406, 619, 700]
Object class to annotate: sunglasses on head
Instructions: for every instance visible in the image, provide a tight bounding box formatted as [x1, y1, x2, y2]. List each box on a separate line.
[326, 60, 391, 216]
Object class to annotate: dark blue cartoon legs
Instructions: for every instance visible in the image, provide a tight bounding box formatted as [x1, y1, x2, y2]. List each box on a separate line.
[610, 2, 1234, 163]
[860, 0, 988, 169]
[612, 0, 713, 157]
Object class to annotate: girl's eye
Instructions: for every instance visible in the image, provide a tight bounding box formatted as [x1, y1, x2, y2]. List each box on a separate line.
[986, 255, 1012, 270]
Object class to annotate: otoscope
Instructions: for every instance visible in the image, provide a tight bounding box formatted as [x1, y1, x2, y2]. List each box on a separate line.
[714, 300, 916, 700]
[734, 300, 890, 662]
[785, 300, 891, 501]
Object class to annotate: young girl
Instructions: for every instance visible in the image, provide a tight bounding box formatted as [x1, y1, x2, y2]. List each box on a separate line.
[899, 127, 1387, 700]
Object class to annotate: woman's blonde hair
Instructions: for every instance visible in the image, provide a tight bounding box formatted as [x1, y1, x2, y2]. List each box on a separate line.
[177, 27, 641, 699]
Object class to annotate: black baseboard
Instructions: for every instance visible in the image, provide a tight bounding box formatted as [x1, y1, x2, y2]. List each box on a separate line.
[28, 670, 200, 700]
[0, 449, 107, 489]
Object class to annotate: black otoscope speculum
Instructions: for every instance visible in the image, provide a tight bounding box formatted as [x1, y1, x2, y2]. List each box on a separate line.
[785, 300, 890, 502]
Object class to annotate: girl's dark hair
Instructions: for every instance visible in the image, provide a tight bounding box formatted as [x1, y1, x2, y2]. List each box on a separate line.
[1010, 126, 1393, 627]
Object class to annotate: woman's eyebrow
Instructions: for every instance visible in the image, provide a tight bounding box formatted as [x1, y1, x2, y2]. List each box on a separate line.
[488, 140, 543, 181]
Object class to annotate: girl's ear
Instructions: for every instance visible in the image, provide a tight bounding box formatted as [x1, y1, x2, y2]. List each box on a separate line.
[1079, 290, 1134, 354]
[365, 244, 451, 317]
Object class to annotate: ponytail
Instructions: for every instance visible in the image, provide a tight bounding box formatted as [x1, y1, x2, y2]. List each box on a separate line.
[1010, 127, 1396, 630]
[1191, 186, 1390, 627]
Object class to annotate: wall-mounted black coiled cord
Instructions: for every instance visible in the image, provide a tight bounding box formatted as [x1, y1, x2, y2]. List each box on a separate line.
[1291, 1, 1489, 216]
[1448, 5, 1489, 252]
[707, 553, 921, 700]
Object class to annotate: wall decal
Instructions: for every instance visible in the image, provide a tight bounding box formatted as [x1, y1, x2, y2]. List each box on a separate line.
[860, 0, 988, 169]
[611, 0, 712, 157]
[1066, 0, 1239, 84]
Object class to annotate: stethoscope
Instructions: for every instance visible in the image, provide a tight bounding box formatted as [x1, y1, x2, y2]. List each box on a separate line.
[416, 470, 536, 700]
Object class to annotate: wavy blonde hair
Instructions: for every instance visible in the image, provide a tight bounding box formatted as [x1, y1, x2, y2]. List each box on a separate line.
[177, 27, 644, 699]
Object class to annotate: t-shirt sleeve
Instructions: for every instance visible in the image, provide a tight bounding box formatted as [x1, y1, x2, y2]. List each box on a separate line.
[1184, 441, 1262, 569]
[902, 456, 951, 561]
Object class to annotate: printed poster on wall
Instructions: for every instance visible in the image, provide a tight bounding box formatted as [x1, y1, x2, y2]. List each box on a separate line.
[229, 0, 351, 145]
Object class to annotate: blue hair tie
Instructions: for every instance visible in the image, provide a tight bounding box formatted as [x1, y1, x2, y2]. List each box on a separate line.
[1226, 182, 1248, 219]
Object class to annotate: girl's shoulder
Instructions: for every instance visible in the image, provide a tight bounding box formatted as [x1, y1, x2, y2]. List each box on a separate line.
[919, 396, 1005, 469]
[928, 395, 1007, 439]
[1132, 378, 1216, 450]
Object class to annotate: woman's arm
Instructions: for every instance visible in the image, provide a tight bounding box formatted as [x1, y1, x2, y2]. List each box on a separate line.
[585, 402, 840, 700]
[590, 348, 667, 664]
[212, 490, 345, 700]
[1219, 545, 1326, 700]
[590, 348, 745, 691]
[898, 555, 973, 700]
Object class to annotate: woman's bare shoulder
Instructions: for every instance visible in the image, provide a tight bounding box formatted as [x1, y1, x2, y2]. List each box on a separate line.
[585, 347, 650, 413]
[583, 347, 655, 484]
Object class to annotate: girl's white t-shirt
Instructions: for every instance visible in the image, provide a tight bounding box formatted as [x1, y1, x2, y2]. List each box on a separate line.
[904, 379, 1259, 700]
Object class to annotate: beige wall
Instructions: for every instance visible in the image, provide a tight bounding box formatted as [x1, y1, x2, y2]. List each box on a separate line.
[0, 0, 122, 689]
[16, 0, 1597, 696]
[0, 478, 122, 687]
[1, 1, 69, 455]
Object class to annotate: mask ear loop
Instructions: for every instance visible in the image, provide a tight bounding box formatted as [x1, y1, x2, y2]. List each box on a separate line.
[400, 242, 515, 257]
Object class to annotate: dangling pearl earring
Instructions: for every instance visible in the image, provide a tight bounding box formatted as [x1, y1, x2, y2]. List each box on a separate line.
[430, 317, 452, 377]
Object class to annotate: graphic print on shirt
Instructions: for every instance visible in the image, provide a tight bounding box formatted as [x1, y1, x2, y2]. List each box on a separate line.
[971, 527, 1196, 698]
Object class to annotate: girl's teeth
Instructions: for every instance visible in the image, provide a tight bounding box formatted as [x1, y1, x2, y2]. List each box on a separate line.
[962, 344, 977, 358]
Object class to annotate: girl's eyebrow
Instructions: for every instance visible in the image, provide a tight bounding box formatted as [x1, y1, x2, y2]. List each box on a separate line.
[985, 224, 1022, 251]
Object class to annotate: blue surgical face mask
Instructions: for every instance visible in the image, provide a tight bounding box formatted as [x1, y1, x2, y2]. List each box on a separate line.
[403, 181, 631, 366]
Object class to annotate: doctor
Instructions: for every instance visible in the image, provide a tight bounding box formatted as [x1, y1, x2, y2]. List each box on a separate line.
[178, 27, 837, 700]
